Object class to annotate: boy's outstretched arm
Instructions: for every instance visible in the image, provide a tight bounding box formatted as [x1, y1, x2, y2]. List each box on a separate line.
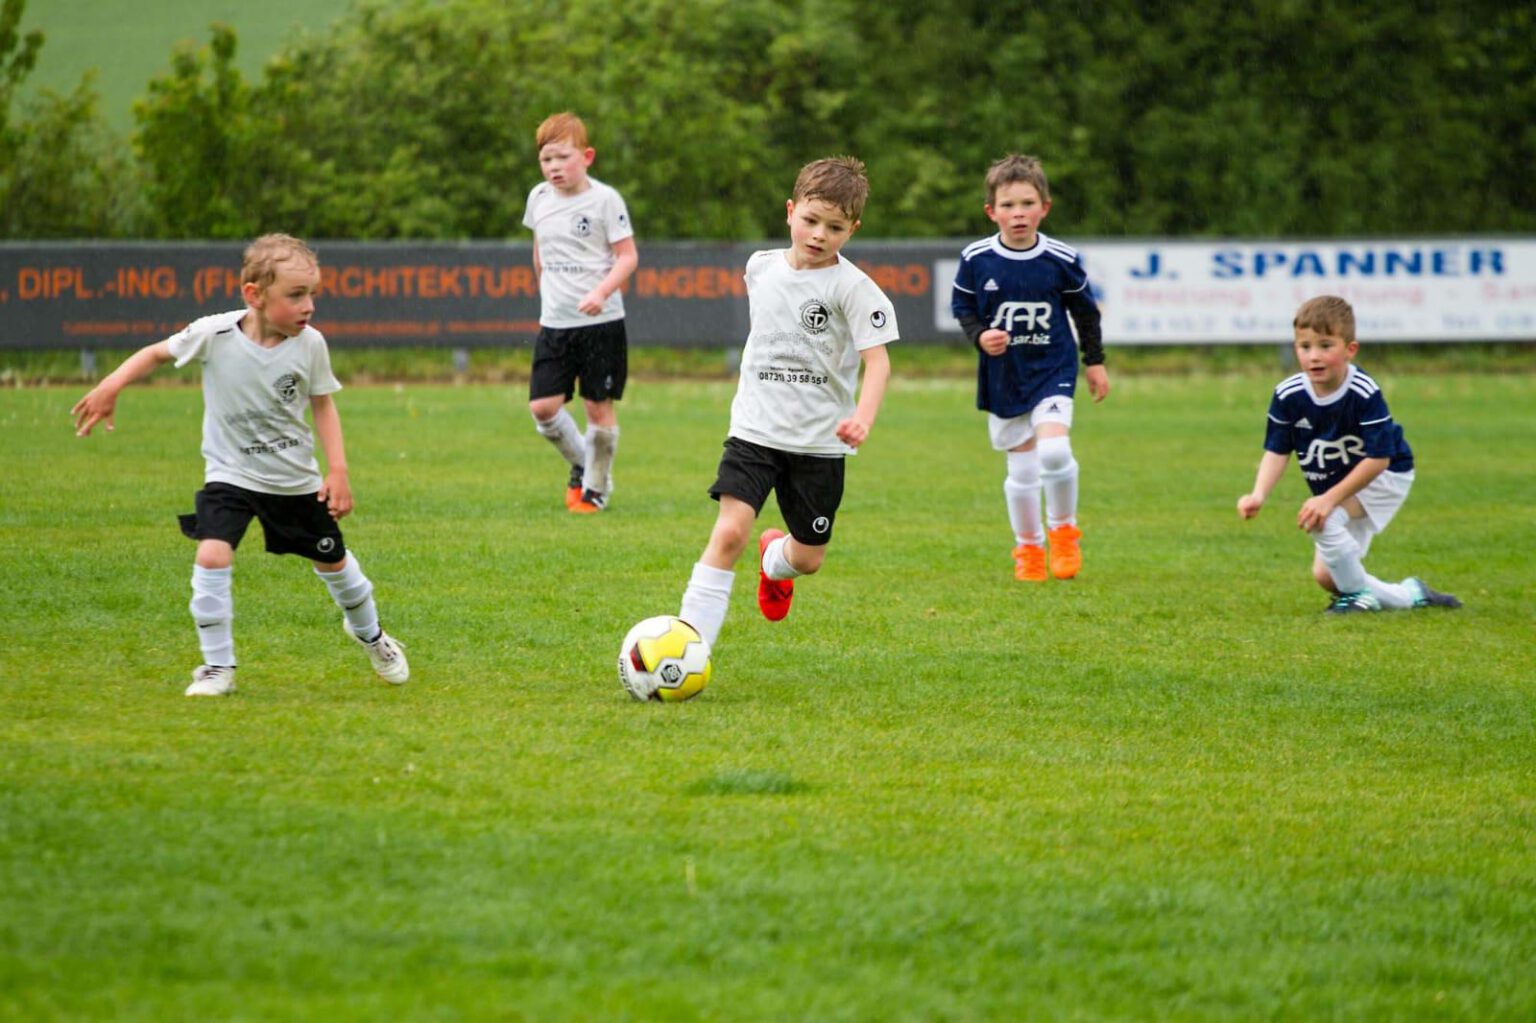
[310, 393, 353, 520]
[1237, 450, 1289, 519]
[836, 344, 891, 449]
[71, 341, 174, 436]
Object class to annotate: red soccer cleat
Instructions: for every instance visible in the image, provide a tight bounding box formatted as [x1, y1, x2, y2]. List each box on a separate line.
[757, 529, 794, 621]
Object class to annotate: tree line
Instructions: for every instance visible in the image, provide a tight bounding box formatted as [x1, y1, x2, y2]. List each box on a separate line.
[3, 0, 1532, 241]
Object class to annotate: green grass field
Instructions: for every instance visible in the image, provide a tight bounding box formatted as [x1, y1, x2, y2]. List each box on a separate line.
[1, 371, 1532, 1020]
[18, 0, 354, 130]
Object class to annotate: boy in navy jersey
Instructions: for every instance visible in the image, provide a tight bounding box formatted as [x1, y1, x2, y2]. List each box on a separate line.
[1237, 295, 1460, 613]
[951, 154, 1108, 582]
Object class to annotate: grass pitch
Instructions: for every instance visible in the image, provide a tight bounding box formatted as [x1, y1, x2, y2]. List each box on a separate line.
[1, 371, 1532, 1020]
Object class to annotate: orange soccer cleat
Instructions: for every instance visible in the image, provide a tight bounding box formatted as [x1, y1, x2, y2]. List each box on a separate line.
[1012, 543, 1047, 582]
[1047, 524, 1082, 579]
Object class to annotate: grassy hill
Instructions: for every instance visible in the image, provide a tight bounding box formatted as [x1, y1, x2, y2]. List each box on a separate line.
[16, 0, 353, 132]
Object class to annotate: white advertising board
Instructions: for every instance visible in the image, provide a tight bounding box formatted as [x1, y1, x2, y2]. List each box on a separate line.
[933, 239, 1536, 343]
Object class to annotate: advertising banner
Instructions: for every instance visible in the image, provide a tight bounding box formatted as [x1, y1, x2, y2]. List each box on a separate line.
[3, 238, 1532, 349]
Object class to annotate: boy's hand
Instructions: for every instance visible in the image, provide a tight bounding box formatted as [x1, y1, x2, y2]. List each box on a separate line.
[577, 289, 606, 316]
[1085, 364, 1110, 402]
[836, 416, 871, 448]
[319, 470, 354, 520]
[978, 329, 1009, 356]
[1236, 494, 1264, 519]
[1296, 495, 1336, 532]
[71, 387, 118, 436]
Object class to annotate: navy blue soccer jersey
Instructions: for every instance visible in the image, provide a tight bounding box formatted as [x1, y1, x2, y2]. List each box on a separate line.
[1263, 365, 1414, 496]
[951, 232, 1102, 418]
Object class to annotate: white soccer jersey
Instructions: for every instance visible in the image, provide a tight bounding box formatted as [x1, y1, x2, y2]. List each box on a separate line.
[522, 177, 634, 328]
[167, 310, 342, 495]
[728, 250, 899, 456]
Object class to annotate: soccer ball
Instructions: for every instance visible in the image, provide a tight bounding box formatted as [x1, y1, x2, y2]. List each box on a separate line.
[618, 615, 712, 702]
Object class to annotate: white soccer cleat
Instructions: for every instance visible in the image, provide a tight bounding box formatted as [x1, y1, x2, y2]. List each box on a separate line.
[186, 664, 236, 697]
[350, 625, 409, 684]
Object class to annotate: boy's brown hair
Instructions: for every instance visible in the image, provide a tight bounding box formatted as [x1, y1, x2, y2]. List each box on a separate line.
[985, 154, 1050, 205]
[536, 111, 589, 152]
[241, 234, 318, 290]
[792, 156, 869, 221]
[1293, 295, 1356, 343]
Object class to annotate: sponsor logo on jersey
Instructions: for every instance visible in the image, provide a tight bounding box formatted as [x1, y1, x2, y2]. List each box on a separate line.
[983, 279, 999, 291]
[870, 309, 887, 329]
[991, 301, 1052, 333]
[1298, 434, 1366, 469]
[1296, 417, 1313, 430]
[799, 300, 831, 335]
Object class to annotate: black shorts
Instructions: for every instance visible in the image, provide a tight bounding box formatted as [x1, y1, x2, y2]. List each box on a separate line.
[709, 437, 845, 546]
[178, 482, 347, 562]
[529, 320, 628, 403]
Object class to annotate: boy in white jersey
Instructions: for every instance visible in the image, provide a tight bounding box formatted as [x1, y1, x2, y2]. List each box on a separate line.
[1237, 295, 1460, 614]
[72, 234, 409, 696]
[676, 156, 897, 658]
[952, 154, 1109, 583]
[523, 111, 639, 513]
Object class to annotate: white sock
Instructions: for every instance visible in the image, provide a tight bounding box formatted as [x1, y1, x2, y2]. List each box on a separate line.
[1369, 575, 1415, 610]
[189, 564, 235, 666]
[585, 424, 619, 495]
[534, 407, 586, 469]
[761, 535, 804, 581]
[1038, 435, 1078, 529]
[679, 562, 734, 648]
[315, 555, 381, 642]
[1004, 449, 1043, 545]
[1313, 509, 1368, 594]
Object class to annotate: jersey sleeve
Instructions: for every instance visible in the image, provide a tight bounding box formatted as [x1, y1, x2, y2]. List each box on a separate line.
[1262, 391, 1294, 454]
[843, 275, 899, 350]
[1357, 390, 1398, 457]
[307, 330, 342, 397]
[520, 185, 543, 232]
[166, 313, 225, 368]
[950, 252, 980, 321]
[604, 188, 634, 244]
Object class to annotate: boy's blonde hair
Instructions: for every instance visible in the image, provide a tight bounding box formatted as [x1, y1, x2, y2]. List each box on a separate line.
[985, 154, 1050, 205]
[1294, 295, 1356, 343]
[792, 156, 869, 221]
[536, 111, 589, 151]
[241, 234, 318, 290]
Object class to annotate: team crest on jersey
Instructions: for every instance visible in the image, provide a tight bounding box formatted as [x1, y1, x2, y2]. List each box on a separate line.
[799, 300, 831, 335]
[273, 373, 299, 404]
[572, 214, 593, 237]
[870, 309, 887, 329]
[617, 211, 629, 230]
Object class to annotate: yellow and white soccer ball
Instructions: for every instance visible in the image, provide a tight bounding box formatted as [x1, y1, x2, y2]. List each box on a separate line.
[618, 615, 711, 702]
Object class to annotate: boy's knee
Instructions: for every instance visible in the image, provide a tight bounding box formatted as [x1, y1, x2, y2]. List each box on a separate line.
[788, 541, 827, 575]
[1038, 435, 1075, 476]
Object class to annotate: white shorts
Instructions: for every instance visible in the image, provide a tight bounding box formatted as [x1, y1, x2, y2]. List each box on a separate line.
[988, 397, 1075, 451]
[1337, 469, 1414, 558]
